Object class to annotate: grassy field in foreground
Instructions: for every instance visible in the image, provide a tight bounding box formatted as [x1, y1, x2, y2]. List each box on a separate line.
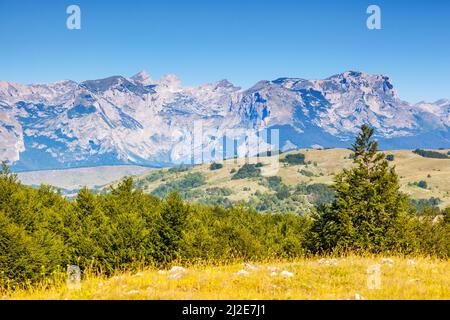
[6, 256, 449, 300]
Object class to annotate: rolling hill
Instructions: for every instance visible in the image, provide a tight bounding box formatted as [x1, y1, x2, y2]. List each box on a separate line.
[119, 148, 450, 211]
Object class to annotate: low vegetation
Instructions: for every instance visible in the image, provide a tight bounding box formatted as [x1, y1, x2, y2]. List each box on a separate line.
[413, 149, 449, 159]
[7, 256, 450, 300]
[386, 154, 394, 161]
[209, 162, 223, 171]
[231, 163, 261, 180]
[281, 153, 306, 165]
[151, 172, 206, 198]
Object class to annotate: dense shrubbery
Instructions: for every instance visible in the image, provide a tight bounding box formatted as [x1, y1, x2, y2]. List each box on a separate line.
[413, 149, 449, 159]
[167, 166, 190, 174]
[305, 183, 335, 206]
[0, 164, 310, 288]
[409, 180, 428, 189]
[299, 169, 314, 177]
[410, 197, 441, 213]
[151, 172, 206, 198]
[281, 153, 306, 165]
[209, 163, 223, 171]
[386, 154, 394, 161]
[231, 164, 261, 180]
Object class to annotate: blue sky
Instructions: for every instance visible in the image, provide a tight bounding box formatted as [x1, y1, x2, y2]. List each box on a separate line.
[0, 0, 449, 103]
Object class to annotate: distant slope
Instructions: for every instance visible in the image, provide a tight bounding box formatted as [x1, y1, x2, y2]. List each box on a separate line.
[127, 148, 450, 210]
[17, 165, 154, 191]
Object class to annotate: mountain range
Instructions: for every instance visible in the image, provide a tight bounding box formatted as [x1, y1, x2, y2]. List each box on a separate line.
[0, 70, 449, 171]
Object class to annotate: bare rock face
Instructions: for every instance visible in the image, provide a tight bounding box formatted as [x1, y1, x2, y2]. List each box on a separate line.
[0, 71, 448, 170]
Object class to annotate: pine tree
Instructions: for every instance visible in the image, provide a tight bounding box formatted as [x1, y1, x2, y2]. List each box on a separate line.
[155, 192, 190, 264]
[310, 125, 409, 253]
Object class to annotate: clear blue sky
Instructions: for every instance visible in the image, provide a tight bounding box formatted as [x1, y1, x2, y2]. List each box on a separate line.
[0, 0, 449, 103]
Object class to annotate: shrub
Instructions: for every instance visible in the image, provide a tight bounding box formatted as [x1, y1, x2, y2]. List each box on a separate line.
[267, 176, 282, 189]
[151, 172, 206, 198]
[231, 164, 261, 180]
[306, 183, 335, 206]
[281, 153, 306, 165]
[209, 162, 223, 171]
[299, 169, 314, 177]
[410, 197, 441, 213]
[205, 187, 232, 196]
[413, 149, 449, 159]
[276, 185, 290, 200]
[416, 180, 428, 189]
[168, 166, 190, 174]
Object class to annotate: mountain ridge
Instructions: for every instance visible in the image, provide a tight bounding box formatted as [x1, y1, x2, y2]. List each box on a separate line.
[0, 70, 448, 170]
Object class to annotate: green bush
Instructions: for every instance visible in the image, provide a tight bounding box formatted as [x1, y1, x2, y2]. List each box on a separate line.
[281, 153, 306, 165]
[415, 180, 428, 189]
[299, 169, 314, 177]
[209, 162, 223, 171]
[306, 183, 335, 206]
[413, 149, 449, 159]
[168, 166, 190, 174]
[151, 172, 206, 198]
[231, 164, 261, 180]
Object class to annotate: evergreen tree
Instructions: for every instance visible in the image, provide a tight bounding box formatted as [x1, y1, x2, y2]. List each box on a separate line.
[310, 125, 410, 253]
[155, 192, 189, 264]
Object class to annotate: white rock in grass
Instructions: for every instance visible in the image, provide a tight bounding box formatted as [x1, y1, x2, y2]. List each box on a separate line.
[380, 258, 395, 265]
[234, 269, 250, 276]
[244, 263, 258, 270]
[131, 272, 144, 278]
[169, 266, 186, 273]
[406, 259, 416, 266]
[280, 270, 294, 277]
[354, 293, 365, 300]
[126, 290, 140, 295]
[318, 258, 338, 266]
[270, 271, 278, 277]
[267, 266, 278, 272]
[168, 273, 183, 280]
[157, 270, 167, 274]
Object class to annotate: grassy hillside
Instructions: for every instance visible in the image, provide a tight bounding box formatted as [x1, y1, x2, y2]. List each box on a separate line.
[126, 148, 450, 210]
[7, 256, 449, 300]
[16, 165, 153, 192]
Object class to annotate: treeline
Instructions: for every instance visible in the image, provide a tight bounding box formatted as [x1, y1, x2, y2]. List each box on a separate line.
[0, 164, 310, 288]
[413, 149, 449, 159]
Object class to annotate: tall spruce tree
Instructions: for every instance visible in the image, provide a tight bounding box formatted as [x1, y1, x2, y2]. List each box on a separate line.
[310, 125, 409, 253]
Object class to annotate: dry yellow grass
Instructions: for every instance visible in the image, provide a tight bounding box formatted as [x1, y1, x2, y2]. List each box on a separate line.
[6, 256, 449, 300]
